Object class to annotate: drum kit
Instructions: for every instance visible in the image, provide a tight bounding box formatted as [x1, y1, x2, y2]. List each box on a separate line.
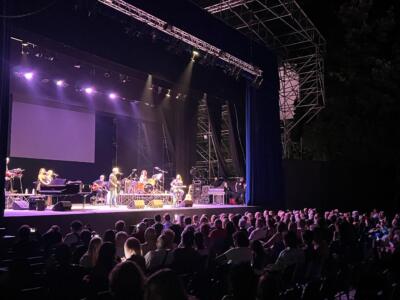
[122, 169, 166, 194]
[5, 168, 25, 193]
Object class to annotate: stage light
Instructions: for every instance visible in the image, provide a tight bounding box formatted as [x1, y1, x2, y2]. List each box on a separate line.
[176, 93, 181, 99]
[166, 89, 171, 98]
[23, 72, 34, 80]
[84, 87, 94, 94]
[192, 50, 199, 57]
[109, 92, 117, 99]
[56, 80, 64, 87]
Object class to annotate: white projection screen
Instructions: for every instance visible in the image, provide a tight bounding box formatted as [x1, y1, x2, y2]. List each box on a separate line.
[10, 101, 96, 163]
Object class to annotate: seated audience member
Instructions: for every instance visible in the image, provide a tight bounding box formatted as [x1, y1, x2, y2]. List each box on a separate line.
[172, 230, 202, 274]
[165, 227, 179, 248]
[145, 234, 174, 273]
[222, 263, 257, 300]
[124, 237, 146, 272]
[109, 261, 144, 300]
[12, 224, 39, 258]
[144, 269, 188, 300]
[209, 219, 227, 254]
[114, 220, 126, 233]
[154, 214, 162, 224]
[142, 227, 158, 256]
[80, 236, 103, 269]
[264, 221, 288, 261]
[163, 213, 173, 230]
[249, 218, 268, 241]
[154, 222, 164, 237]
[269, 231, 305, 272]
[89, 242, 117, 293]
[251, 240, 268, 274]
[42, 225, 63, 250]
[104, 229, 116, 244]
[217, 231, 252, 265]
[115, 231, 129, 258]
[133, 222, 147, 243]
[256, 272, 280, 300]
[194, 231, 209, 256]
[63, 220, 83, 246]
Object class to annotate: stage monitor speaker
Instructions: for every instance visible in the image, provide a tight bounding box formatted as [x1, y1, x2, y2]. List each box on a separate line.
[52, 201, 72, 211]
[148, 199, 163, 208]
[128, 200, 145, 209]
[180, 199, 193, 207]
[13, 200, 29, 210]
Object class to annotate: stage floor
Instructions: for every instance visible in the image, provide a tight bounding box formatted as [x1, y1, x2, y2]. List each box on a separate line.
[2, 204, 258, 234]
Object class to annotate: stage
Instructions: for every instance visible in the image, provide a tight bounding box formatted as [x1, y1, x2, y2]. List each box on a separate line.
[2, 204, 258, 234]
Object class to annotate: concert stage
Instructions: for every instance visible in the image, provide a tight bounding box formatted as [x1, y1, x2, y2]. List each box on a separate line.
[3, 204, 258, 234]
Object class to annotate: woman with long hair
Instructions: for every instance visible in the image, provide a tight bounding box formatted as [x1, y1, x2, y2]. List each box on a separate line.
[80, 236, 102, 269]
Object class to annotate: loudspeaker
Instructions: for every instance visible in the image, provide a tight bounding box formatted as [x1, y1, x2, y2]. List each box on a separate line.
[12, 200, 29, 210]
[148, 199, 163, 208]
[128, 200, 145, 209]
[180, 199, 193, 207]
[52, 201, 72, 211]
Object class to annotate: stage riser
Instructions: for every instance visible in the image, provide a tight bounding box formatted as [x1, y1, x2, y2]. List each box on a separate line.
[2, 206, 259, 235]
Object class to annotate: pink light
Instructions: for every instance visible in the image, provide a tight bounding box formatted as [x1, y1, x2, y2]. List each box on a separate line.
[109, 93, 117, 99]
[56, 80, 64, 87]
[24, 72, 34, 80]
[84, 87, 94, 94]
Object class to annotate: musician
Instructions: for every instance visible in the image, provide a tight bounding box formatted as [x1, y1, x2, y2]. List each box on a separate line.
[108, 167, 120, 207]
[234, 177, 246, 204]
[170, 174, 185, 205]
[139, 170, 148, 184]
[92, 175, 108, 199]
[37, 168, 50, 190]
[46, 170, 57, 183]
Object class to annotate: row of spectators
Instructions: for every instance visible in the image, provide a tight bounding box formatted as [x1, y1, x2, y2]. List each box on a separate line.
[1, 208, 400, 299]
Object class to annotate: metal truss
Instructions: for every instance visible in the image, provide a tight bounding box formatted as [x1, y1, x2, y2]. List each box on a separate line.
[193, 0, 326, 158]
[98, 0, 262, 77]
[195, 97, 235, 179]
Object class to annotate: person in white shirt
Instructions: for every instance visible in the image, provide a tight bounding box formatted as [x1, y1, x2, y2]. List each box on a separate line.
[270, 231, 305, 272]
[217, 231, 252, 265]
[249, 218, 268, 241]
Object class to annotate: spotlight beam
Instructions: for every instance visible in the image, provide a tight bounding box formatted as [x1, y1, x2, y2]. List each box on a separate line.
[98, 0, 262, 78]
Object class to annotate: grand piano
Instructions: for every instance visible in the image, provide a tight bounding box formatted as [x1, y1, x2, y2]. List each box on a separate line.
[38, 178, 83, 202]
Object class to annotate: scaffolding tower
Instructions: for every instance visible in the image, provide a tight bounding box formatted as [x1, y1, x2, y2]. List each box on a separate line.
[193, 0, 326, 158]
[195, 97, 235, 180]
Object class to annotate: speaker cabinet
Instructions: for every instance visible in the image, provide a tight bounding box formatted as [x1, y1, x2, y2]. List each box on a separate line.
[128, 200, 145, 209]
[180, 199, 193, 207]
[12, 200, 29, 210]
[148, 199, 163, 208]
[52, 201, 72, 211]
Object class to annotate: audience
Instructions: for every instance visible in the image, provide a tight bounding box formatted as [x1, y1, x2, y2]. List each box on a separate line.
[2, 208, 400, 300]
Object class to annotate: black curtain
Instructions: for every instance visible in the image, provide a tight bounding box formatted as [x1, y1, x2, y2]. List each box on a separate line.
[227, 101, 245, 177]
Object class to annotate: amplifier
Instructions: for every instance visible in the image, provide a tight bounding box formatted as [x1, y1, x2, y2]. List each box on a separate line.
[52, 201, 72, 211]
[128, 200, 145, 209]
[148, 199, 163, 208]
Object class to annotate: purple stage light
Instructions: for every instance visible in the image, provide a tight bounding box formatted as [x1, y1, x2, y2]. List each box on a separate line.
[84, 87, 94, 94]
[56, 80, 64, 87]
[109, 92, 117, 99]
[23, 72, 34, 80]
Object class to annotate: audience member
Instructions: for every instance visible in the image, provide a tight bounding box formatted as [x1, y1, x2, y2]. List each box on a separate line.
[124, 237, 146, 272]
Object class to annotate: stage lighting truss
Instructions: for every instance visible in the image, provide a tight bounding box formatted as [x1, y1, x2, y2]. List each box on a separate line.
[97, 0, 263, 78]
[194, 0, 326, 158]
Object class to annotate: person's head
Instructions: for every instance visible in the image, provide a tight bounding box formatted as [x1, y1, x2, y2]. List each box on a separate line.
[137, 222, 147, 233]
[99, 174, 105, 181]
[200, 223, 211, 237]
[239, 218, 247, 230]
[215, 219, 223, 229]
[250, 240, 264, 256]
[256, 218, 265, 229]
[283, 231, 297, 248]
[257, 272, 279, 300]
[154, 223, 164, 237]
[115, 220, 126, 232]
[176, 174, 182, 181]
[87, 236, 102, 264]
[181, 230, 194, 248]
[39, 168, 46, 175]
[17, 225, 31, 241]
[97, 242, 116, 267]
[141, 170, 147, 177]
[144, 269, 187, 300]
[194, 232, 205, 250]
[225, 221, 236, 235]
[116, 231, 129, 249]
[184, 217, 192, 226]
[155, 214, 162, 223]
[80, 229, 92, 246]
[70, 220, 83, 233]
[156, 234, 169, 250]
[109, 261, 144, 300]
[104, 229, 116, 244]
[233, 231, 249, 248]
[112, 167, 120, 175]
[192, 215, 199, 224]
[163, 229, 175, 249]
[124, 237, 142, 258]
[144, 227, 157, 244]
[164, 213, 171, 222]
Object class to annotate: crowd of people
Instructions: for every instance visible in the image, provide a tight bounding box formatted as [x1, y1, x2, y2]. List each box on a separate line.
[1, 208, 400, 300]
